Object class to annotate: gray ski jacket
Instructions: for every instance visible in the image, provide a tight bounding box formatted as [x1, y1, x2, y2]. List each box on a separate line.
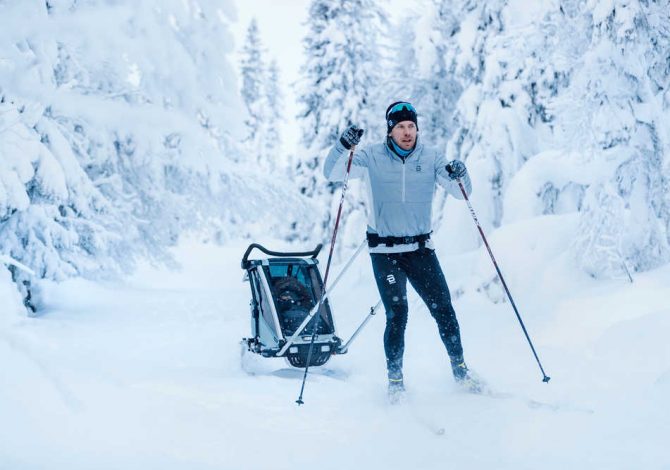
[323, 137, 472, 253]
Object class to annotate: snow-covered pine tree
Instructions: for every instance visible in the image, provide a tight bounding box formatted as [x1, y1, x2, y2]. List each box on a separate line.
[389, 0, 463, 152]
[384, 8, 421, 105]
[0, 0, 309, 314]
[263, 59, 284, 171]
[565, 0, 670, 276]
[240, 19, 267, 163]
[293, 0, 387, 247]
[239, 20, 285, 170]
[432, 0, 670, 278]
[645, 1, 670, 253]
[386, 0, 470, 232]
[447, 2, 579, 228]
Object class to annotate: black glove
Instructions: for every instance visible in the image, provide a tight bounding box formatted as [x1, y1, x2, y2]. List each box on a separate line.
[446, 160, 467, 180]
[339, 125, 365, 150]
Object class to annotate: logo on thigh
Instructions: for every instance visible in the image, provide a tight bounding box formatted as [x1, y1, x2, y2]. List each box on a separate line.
[386, 274, 396, 285]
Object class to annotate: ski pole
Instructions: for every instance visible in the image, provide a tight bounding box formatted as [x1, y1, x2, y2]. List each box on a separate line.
[296, 141, 360, 405]
[456, 178, 551, 383]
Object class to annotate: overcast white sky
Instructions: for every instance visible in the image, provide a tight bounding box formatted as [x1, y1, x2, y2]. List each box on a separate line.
[231, 0, 312, 80]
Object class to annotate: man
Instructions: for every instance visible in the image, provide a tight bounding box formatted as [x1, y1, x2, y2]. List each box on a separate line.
[323, 101, 478, 402]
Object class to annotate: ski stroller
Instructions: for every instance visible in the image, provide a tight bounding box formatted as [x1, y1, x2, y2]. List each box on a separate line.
[241, 241, 381, 369]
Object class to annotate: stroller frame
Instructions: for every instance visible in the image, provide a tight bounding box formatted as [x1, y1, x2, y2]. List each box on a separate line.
[241, 241, 380, 368]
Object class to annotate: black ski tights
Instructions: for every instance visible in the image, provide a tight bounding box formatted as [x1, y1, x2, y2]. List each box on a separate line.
[370, 248, 464, 379]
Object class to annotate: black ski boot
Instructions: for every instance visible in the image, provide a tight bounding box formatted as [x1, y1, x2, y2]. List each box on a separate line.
[387, 372, 406, 405]
[451, 357, 483, 393]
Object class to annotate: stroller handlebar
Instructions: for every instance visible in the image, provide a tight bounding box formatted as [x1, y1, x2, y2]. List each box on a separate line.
[241, 243, 323, 269]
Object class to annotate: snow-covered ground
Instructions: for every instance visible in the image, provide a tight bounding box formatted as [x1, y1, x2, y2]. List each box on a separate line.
[2, 225, 670, 469]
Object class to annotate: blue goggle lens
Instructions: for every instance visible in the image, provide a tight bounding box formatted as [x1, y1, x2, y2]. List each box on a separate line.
[389, 102, 415, 115]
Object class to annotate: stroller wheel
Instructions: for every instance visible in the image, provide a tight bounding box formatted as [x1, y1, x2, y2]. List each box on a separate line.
[285, 348, 331, 368]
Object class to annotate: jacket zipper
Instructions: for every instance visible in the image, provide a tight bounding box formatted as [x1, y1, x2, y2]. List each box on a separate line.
[401, 161, 406, 203]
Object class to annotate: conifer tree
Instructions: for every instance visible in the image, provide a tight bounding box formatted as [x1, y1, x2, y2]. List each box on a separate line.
[441, 0, 575, 232]
[239, 20, 285, 170]
[239, 19, 266, 156]
[294, 0, 387, 245]
[0, 1, 306, 313]
[263, 59, 284, 170]
[385, 1, 468, 231]
[568, 0, 670, 275]
[388, 0, 463, 152]
[426, 0, 670, 277]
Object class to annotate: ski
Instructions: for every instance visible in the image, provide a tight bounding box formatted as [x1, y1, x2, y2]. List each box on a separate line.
[479, 390, 594, 414]
[456, 379, 594, 414]
[386, 391, 447, 437]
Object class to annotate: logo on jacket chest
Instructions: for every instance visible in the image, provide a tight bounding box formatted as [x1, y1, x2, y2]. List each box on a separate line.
[415, 163, 422, 172]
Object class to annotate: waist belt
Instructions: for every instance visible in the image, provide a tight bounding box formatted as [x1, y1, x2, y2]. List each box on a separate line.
[366, 232, 431, 248]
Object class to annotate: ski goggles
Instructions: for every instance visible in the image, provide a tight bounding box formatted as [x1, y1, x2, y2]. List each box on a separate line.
[386, 102, 416, 118]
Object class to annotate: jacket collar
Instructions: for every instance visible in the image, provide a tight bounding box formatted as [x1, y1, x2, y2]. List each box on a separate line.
[386, 135, 422, 162]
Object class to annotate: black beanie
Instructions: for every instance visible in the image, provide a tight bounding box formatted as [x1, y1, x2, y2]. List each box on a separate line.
[386, 101, 418, 134]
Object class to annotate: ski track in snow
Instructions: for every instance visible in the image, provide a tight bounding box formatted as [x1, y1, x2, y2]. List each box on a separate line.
[1, 239, 670, 469]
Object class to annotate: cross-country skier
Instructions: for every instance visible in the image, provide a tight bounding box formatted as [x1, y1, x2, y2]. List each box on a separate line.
[323, 101, 479, 402]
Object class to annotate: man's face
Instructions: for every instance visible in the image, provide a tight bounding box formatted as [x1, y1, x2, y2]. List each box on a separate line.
[389, 121, 417, 150]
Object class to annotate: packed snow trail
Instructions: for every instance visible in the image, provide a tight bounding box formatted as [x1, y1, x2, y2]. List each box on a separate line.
[1, 237, 669, 469]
